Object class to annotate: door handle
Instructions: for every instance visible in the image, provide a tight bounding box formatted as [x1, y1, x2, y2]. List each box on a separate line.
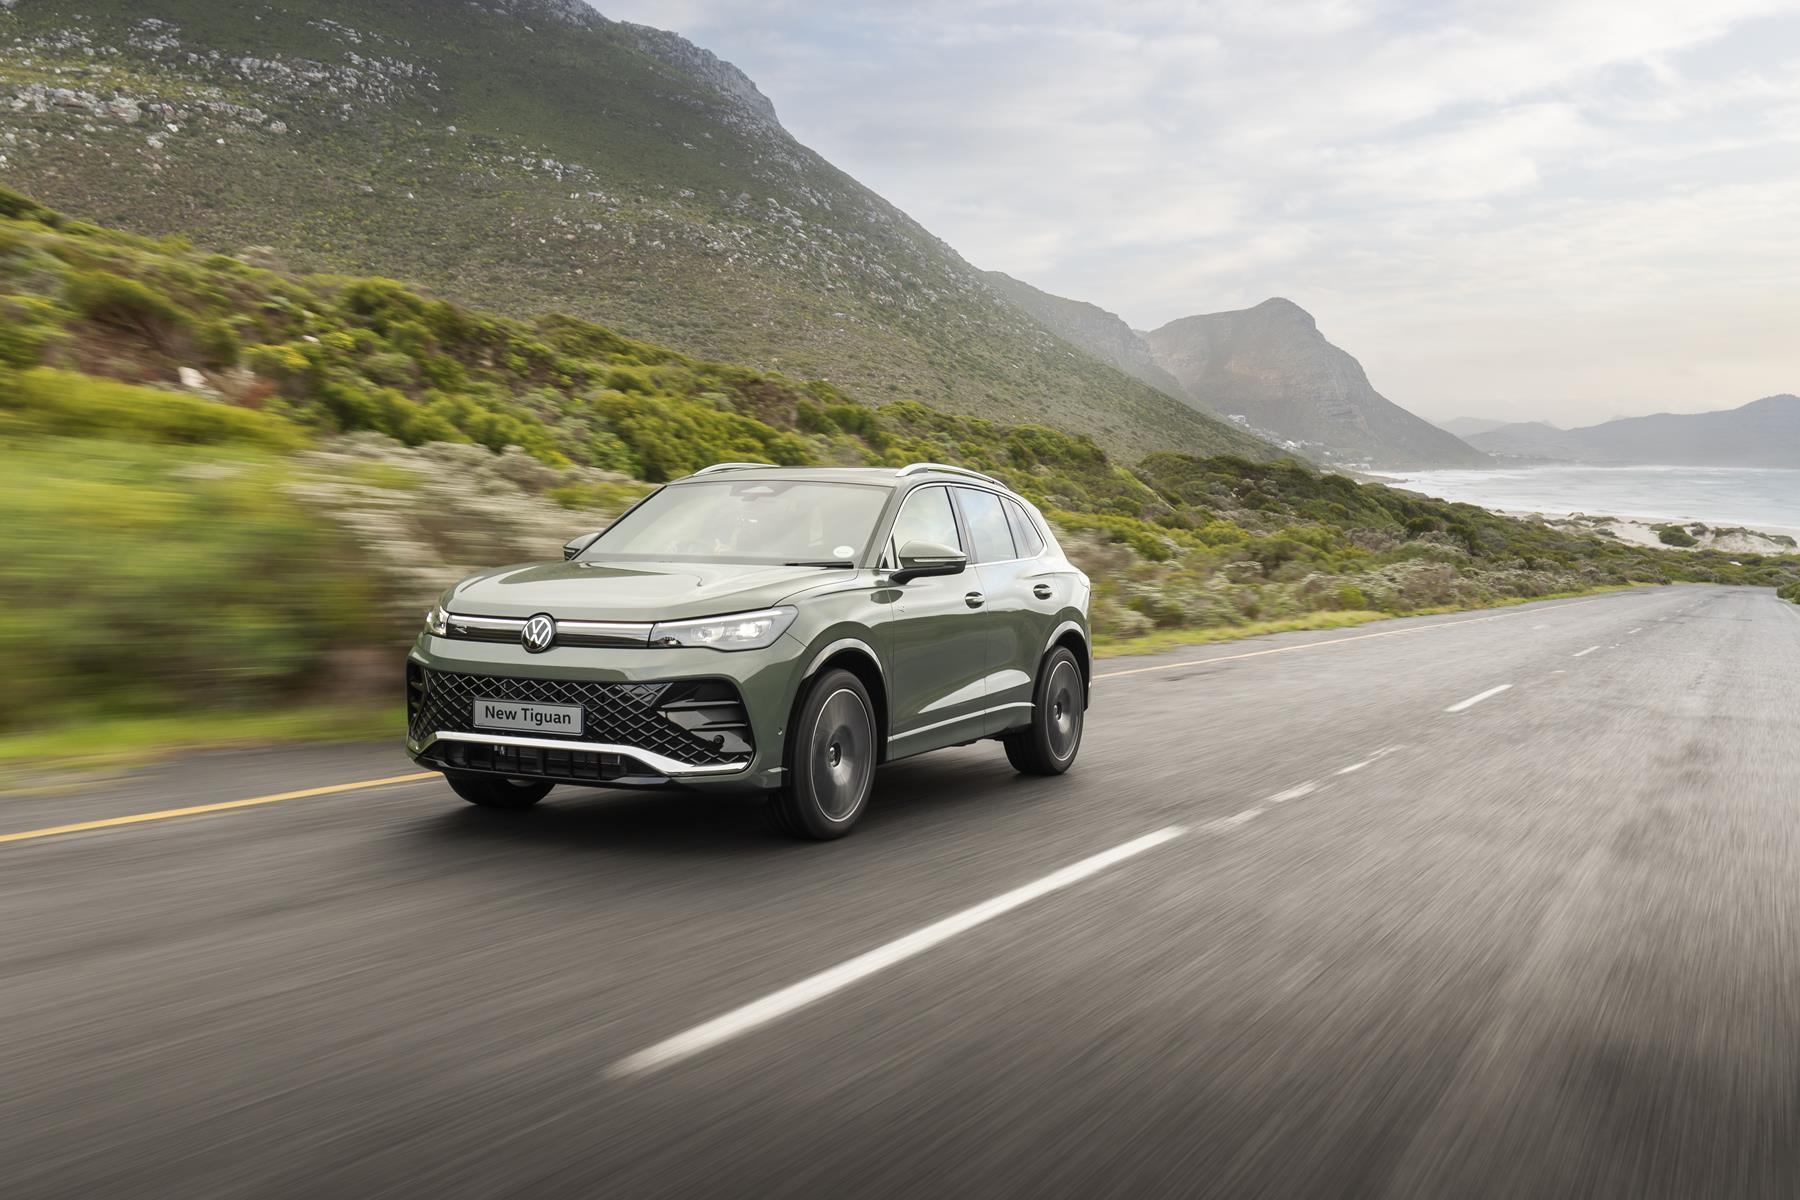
[964, 591, 985, 609]
[1032, 583, 1054, 600]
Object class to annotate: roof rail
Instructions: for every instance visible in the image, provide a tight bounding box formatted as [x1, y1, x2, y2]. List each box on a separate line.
[895, 462, 1004, 486]
[690, 461, 774, 476]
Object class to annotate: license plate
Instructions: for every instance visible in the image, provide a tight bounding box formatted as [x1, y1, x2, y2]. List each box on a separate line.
[472, 698, 584, 736]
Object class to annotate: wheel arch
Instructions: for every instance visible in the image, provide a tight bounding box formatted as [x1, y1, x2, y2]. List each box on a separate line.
[1044, 619, 1092, 709]
[799, 638, 890, 762]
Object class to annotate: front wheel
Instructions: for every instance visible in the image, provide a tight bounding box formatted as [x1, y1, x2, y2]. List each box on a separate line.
[769, 669, 877, 840]
[1003, 646, 1085, 775]
[446, 772, 553, 809]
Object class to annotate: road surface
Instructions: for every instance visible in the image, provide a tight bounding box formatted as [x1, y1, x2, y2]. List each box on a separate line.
[4, 584, 1799, 1198]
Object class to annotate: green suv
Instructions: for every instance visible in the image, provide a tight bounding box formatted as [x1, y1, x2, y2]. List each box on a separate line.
[407, 462, 1091, 838]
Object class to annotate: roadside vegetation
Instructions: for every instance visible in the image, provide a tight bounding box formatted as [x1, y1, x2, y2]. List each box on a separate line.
[4, 186, 1798, 773]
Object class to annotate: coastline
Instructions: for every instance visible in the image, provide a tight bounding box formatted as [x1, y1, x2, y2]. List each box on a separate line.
[1504, 510, 1800, 554]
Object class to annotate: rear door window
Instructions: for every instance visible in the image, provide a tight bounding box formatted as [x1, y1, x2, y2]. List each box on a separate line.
[955, 487, 1017, 563]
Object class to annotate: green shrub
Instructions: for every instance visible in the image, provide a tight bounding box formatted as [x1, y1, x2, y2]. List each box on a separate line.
[0, 319, 46, 369]
[1655, 524, 1699, 547]
[64, 271, 193, 346]
[193, 318, 241, 367]
[0, 440, 380, 728]
[1, 369, 304, 450]
[0, 184, 61, 226]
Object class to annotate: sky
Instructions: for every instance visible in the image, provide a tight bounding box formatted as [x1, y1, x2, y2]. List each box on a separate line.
[598, 1, 1800, 425]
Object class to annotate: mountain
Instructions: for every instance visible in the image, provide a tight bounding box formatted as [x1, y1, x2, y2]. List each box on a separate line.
[1468, 396, 1800, 467]
[0, 0, 1274, 463]
[981, 271, 1187, 399]
[1436, 416, 1515, 437]
[1141, 299, 1488, 468]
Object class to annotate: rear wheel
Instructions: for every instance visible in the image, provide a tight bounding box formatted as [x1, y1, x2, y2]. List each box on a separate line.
[1004, 646, 1085, 775]
[769, 669, 877, 840]
[446, 772, 553, 809]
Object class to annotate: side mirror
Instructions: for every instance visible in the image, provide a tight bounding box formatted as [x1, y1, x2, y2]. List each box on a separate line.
[563, 532, 601, 561]
[891, 540, 967, 583]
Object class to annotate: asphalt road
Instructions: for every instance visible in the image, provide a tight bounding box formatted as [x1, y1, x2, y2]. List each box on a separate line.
[5, 584, 1799, 1199]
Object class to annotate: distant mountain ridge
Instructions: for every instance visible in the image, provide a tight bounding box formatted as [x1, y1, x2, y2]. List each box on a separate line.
[1142, 299, 1488, 468]
[981, 271, 1187, 399]
[975, 276, 1484, 468]
[1436, 416, 1513, 437]
[1469, 395, 1800, 467]
[0, 0, 1274, 463]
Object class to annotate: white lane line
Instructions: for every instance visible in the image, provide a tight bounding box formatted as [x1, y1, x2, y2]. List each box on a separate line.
[1096, 597, 1606, 681]
[1265, 782, 1319, 804]
[1202, 809, 1265, 831]
[1573, 645, 1600, 657]
[608, 825, 1187, 1077]
[1445, 684, 1512, 713]
[1334, 745, 1404, 775]
[1628, 627, 1643, 635]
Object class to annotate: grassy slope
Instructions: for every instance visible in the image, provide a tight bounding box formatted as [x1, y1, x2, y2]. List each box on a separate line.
[3, 189, 1798, 777]
[0, 0, 1273, 462]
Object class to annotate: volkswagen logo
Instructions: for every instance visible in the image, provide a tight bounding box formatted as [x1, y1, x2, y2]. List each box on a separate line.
[521, 613, 557, 654]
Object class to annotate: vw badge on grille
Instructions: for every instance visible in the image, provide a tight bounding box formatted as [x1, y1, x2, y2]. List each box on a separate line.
[521, 613, 556, 653]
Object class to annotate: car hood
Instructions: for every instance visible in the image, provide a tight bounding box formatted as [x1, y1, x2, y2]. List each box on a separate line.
[444, 559, 844, 622]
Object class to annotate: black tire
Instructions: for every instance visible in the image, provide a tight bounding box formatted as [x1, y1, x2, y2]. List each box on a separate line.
[1004, 646, 1085, 775]
[446, 771, 553, 809]
[769, 669, 877, 840]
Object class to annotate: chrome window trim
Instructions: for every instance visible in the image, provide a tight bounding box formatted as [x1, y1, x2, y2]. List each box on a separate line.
[417, 731, 748, 776]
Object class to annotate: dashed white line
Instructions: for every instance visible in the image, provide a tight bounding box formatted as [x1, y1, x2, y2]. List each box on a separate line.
[1445, 684, 1513, 713]
[608, 825, 1187, 1077]
[1095, 597, 1606, 681]
[1202, 809, 1265, 832]
[1573, 645, 1600, 657]
[1265, 781, 1319, 804]
[1628, 627, 1643, 635]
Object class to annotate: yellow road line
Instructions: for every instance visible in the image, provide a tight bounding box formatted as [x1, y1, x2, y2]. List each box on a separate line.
[0, 772, 437, 846]
[1096, 598, 1604, 680]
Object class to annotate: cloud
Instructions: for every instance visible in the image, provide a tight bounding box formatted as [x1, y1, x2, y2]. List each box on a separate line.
[597, 0, 1800, 421]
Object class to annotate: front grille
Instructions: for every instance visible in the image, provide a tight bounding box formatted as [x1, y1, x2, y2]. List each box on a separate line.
[408, 667, 752, 770]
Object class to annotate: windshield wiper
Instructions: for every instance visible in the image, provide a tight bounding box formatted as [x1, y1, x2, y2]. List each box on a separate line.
[784, 559, 856, 568]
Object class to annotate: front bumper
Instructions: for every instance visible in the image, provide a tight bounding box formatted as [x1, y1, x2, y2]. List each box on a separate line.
[405, 632, 806, 791]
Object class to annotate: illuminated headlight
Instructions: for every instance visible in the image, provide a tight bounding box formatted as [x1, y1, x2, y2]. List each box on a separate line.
[650, 607, 797, 650]
[424, 604, 449, 636]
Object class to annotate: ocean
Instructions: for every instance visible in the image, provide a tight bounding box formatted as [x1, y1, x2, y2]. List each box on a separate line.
[1368, 465, 1800, 535]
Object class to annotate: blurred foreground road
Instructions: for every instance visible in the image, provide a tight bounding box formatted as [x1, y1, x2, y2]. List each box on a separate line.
[4, 584, 1800, 1198]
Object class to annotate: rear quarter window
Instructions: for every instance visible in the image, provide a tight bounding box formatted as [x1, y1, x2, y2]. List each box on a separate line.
[1004, 497, 1046, 558]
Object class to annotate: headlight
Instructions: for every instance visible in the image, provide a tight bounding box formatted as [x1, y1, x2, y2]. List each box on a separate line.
[650, 607, 797, 651]
[424, 604, 449, 636]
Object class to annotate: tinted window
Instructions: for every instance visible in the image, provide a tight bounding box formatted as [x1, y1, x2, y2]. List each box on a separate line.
[889, 486, 962, 561]
[956, 488, 1017, 563]
[1004, 498, 1046, 557]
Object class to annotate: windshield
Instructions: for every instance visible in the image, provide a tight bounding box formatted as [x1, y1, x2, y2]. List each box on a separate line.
[583, 480, 891, 565]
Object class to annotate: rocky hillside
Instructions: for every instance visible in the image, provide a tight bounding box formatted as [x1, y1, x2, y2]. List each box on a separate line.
[0, 0, 1272, 462]
[1468, 395, 1800, 467]
[1143, 299, 1488, 468]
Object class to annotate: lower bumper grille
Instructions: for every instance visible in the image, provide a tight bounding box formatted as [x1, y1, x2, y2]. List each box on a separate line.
[407, 666, 753, 773]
